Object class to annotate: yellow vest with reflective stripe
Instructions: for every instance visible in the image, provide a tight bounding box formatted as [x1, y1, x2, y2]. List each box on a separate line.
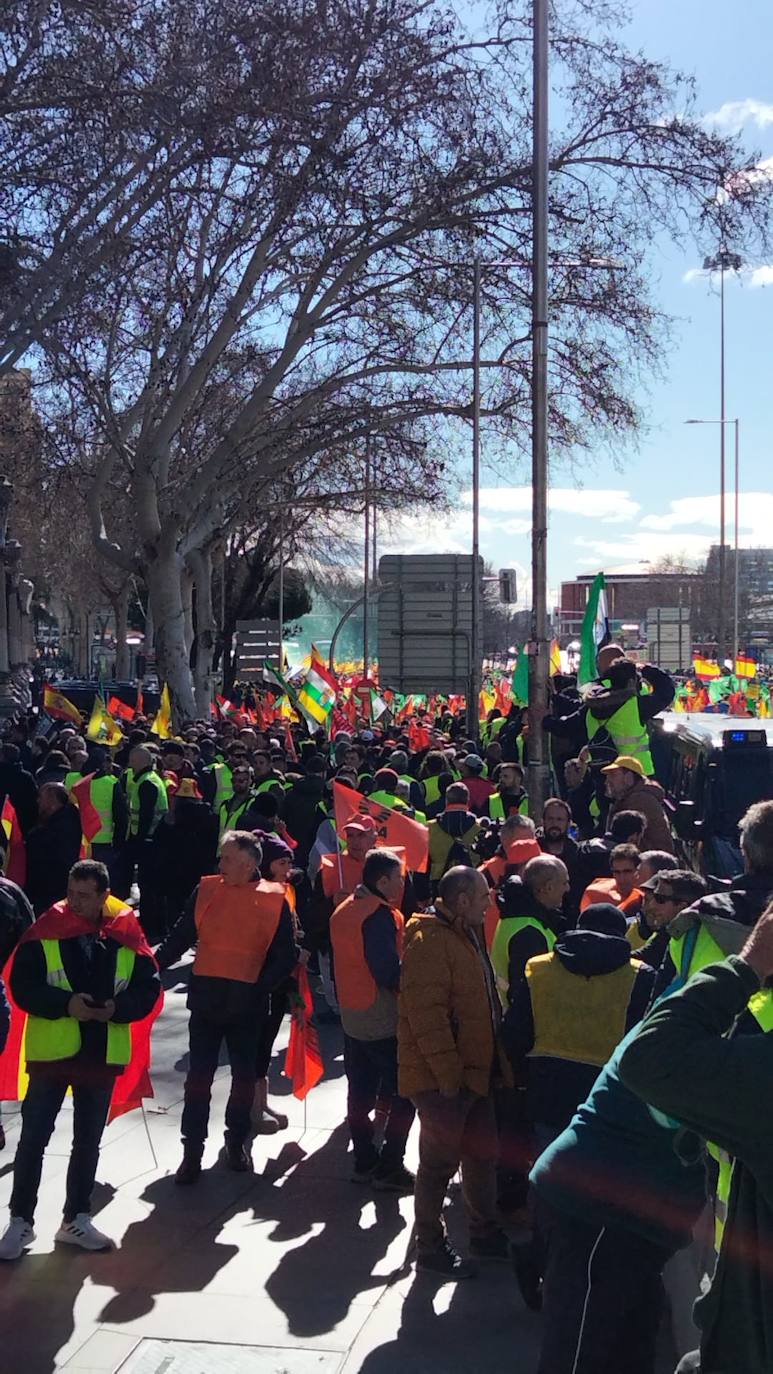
[423, 775, 443, 808]
[126, 768, 169, 837]
[25, 938, 134, 1066]
[669, 924, 773, 1255]
[712, 990, 773, 1253]
[89, 774, 118, 844]
[211, 762, 233, 809]
[587, 696, 654, 775]
[490, 915, 555, 1004]
[489, 792, 529, 820]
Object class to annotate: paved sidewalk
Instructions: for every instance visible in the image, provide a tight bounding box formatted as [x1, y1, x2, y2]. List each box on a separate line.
[0, 972, 543, 1373]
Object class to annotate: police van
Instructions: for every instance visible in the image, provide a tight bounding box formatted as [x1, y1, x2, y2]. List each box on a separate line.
[651, 712, 773, 878]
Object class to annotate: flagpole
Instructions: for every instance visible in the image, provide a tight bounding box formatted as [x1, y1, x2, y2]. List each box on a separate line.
[528, 0, 551, 817]
[278, 499, 285, 672]
[363, 443, 370, 676]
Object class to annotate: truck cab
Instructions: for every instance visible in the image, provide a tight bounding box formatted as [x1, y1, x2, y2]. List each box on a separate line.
[651, 712, 773, 878]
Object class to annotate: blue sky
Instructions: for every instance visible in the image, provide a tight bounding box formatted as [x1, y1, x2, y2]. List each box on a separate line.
[380, 0, 773, 608]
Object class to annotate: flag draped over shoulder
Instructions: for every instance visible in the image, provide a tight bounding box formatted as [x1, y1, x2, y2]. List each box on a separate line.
[333, 780, 429, 872]
[86, 695, 123, 746]
[578, 573, 609, 687]
[70, 774, 102, 842]
[43, 684, 82, 725]
[0, 897, 163, 1116]
[150, 683, 172, 739]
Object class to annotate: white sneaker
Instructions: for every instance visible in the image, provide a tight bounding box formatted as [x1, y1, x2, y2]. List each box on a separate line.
[0, 1216, 35, 1261]
[55, 1214, 114, 1251]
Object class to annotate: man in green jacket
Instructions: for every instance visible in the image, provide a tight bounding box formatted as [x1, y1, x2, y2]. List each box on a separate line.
[620, 904, 773, 1374]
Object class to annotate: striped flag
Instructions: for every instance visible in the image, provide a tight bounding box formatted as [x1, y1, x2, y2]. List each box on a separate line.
[43, 684, 82, 725]
[297, 651, 337, 731]
[578, 573, 609, 687]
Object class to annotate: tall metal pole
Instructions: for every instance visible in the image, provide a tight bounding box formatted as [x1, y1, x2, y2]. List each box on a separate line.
[363, 444, 370, 675]
[277, 499, 285, 671]
[718, 262, 727, 667]
[371, 453, 378, 584]
[470, 259, 482, 744]
[528, 0, 550, 817]
[733, 418, 740, 672]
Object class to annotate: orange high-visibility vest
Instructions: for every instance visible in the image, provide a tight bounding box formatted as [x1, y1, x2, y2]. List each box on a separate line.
[329, 890, 404, 1012]
[193, 875, 285, 983]
[320, 853, 365, 899]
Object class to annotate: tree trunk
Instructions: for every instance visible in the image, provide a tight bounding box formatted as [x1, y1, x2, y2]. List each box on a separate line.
[189, 546, 216, 716]
[146, 550, 196, 721]
[113, 584, 130, 679]
[181, 565, 194, 661]
[222, 616, 237, 697]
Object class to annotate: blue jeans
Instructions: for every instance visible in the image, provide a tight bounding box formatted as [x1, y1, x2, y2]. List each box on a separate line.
[10, 1073, 113, 1224]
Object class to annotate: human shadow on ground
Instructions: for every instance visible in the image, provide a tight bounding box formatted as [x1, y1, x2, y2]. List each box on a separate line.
[353, 1263, 539, 1374]
[258, 1123, 409, 1337]
[0, 1181, 117, 1374]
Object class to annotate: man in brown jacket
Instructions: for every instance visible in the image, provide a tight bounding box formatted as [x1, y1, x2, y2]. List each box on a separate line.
[398, 866, 510, 1278]
[602, 756, 674, 854]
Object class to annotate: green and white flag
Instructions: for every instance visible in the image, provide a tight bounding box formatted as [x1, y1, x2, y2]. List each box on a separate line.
[578, 572, 609, 687]
[262, 660, 300, 707]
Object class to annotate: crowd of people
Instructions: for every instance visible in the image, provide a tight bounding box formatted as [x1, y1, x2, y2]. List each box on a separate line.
[0, 646, 770, 1374]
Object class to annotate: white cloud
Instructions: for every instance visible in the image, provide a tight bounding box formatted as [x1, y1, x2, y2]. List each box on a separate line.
[703, 99, 773, 134]
[749, 265, 773, 287]
[640, 493, 773, 537]
[465, 486, 640, 524]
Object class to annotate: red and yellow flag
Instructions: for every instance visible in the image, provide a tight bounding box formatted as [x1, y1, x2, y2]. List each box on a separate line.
[70, 774, 103, 843]
[43, 684, 82, 725]
[1, 798, 26, 887]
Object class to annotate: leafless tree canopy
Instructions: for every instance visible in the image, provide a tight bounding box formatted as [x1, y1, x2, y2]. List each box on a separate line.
[2, 0, 770, 716]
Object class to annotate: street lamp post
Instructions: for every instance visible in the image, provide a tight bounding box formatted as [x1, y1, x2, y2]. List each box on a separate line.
[685, 416, 741, 668]
[701, 246, 742, 664]
[529, 0, 550, 816]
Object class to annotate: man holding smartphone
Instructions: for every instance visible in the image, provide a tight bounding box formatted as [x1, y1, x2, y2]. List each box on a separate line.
[0, 860, 160, 1261]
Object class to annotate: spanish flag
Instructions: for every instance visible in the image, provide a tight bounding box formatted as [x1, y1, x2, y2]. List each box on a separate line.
[43, 684, 82, 725]
[1, 798, 26, 887]
[150, 683, 172, 739]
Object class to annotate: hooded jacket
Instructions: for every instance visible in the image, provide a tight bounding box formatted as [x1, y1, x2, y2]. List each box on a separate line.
[543, 664, 675, 757]
[652, 870, 773, 1001]
[503, 927, 654, 1130]
[607, 776, 674, 854]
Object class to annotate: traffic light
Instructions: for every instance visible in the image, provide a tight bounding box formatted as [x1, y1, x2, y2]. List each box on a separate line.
[499, 568, 517, 604]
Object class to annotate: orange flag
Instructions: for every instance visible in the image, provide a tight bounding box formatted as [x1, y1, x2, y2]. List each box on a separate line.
[284, 964, 324, 1100]
[333, 780, 429, 872]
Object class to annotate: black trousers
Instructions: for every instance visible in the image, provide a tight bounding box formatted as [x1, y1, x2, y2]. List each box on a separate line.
[537, 1205, 671, 1374]
[181, 1012, 262, 1150]
[254, 983, 291, 1078]
[343, 1034, 414, 1171]
[10, 1073, 113, 1225]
